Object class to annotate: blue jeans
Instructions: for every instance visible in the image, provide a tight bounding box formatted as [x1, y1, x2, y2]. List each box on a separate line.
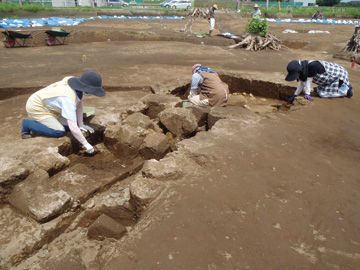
[22, 119, 68, 138]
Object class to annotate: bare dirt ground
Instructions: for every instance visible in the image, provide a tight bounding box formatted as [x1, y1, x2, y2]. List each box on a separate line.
[0, 10, 359, 270]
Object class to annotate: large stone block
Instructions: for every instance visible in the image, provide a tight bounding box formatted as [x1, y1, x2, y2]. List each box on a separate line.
[88, 214, 127, 241]
[207, 106, 257, 129]
[141, 156, 183, 181]
[159, 107, 198, 138]
[0, 157, 30, 201]
[130, 175, 164, 207]
[0, 205, 75, 269]
[25, 147, 70, 176]
[40, 248, 86, 270]
[100, 202, 137, 227]
[0, 157, 29, 186]
[67, 185, 140, 230]
[51, 163, 118, 204]
[186, 106, 211, 128]
[140, 94, 182, 119]
[140, 132, 170, 160]
[104, 124, 147, 159]
[96, 187, 137, 227]
[123, 112, 156, 130]
[227, 94, 248, 107]
[8, 170, 72, 223]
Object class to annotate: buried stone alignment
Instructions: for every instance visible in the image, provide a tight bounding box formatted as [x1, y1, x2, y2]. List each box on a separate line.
[0, 74, 305, 268]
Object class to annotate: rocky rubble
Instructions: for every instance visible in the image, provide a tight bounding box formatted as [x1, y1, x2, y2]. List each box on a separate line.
[0, 90, 241, 269]
[1, 83, 297, 269]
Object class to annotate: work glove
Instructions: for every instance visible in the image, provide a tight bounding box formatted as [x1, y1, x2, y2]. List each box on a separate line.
[287, 94, 297, 104]
[80, 124, 94, 133]
[83, 142, 94, 154]
[304, 94, 314, 101]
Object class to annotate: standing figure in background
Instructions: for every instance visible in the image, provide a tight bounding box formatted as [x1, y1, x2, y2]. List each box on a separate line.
[208, 4, 218, 37]
[250, 4, 261, 19]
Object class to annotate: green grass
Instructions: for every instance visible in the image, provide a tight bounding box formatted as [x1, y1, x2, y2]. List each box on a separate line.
[0, 3, 51, 13]
[284, 7, 360, 17]
[240, 6, 360, 18]
[1, 2, 359, 17]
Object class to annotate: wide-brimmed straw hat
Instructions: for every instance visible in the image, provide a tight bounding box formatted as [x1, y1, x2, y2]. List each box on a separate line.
[68, 71, 106, 97]
[254, 4, 259, 8]
[285, 60, 302, 81]
[213, 4, 218, 9]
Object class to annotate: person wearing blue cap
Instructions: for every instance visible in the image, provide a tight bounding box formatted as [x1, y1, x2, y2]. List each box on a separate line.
[21, 71, 106, 154]
[285, 60, 353, 103]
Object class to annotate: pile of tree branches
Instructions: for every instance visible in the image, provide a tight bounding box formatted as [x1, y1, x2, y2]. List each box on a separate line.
[190, 8, 208, 19]
[311, 11, 325, 19]
[228, 33, 283, 51]
[343, 27, 360, 54]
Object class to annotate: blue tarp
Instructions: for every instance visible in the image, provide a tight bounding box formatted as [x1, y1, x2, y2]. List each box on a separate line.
[266, 18, 360, 25]
[0, 15, 185, 28]
[1, 16, 359, 28]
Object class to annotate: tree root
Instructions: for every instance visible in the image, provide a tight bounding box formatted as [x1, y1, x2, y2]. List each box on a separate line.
[342, 27, 360, 55]
[228, 33, 283, 51]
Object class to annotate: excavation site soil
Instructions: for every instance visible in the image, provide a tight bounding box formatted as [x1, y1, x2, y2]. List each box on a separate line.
[0, 9, 360, 270]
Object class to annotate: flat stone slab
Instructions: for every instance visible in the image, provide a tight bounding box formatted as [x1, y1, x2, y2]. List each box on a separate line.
[40, 248, 86, 270]
[0, 157, 30, 202]
[208, 106, 259, 129]
[51, 158, 144, 204]
[0, 205, 73, 269]
[140, 93, 182, 119]
[130, 174, 164, 207]
[8, 170, 72, 223]
[88, 214, 127, 241]
[0, 157, 29, 186]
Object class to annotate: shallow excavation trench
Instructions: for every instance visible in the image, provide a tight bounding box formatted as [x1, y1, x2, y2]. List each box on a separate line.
[1, 74, 299, 269]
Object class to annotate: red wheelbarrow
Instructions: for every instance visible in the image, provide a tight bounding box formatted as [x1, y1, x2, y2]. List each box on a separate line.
[2, 30, 42, 48]
[44, 28, 78, 46]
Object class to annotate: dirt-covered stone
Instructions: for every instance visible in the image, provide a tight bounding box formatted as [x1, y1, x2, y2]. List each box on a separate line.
[159, 107, 198, 138]
[8, 170, 72, 223]
[104, 124, 148, 159]
[140, 93, 182, 119]
[40, 248, 86, 270]
[88, 214, 127, 241]
[0, 157, 30, 202]
[123, 111, 157, 130]
[140, 131, 171, 160]
[130, 174, 164, 207]
[0, 205, 74, 269]
[25, 147, 71, 176]
[227, 94, 248, 107]
[140, 151, 203, 181]
[51, 163, 118, 204]
[207, 106, 258, 129]
[186, 106, 211, 128]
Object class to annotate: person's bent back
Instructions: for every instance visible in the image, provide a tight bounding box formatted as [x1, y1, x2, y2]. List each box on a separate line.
[188, 64, 229, 107]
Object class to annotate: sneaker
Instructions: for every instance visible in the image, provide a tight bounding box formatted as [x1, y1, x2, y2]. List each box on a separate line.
[304, 94, 314, 101]
[21, 132, 32, 139]
[346, 84, 353, 98]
